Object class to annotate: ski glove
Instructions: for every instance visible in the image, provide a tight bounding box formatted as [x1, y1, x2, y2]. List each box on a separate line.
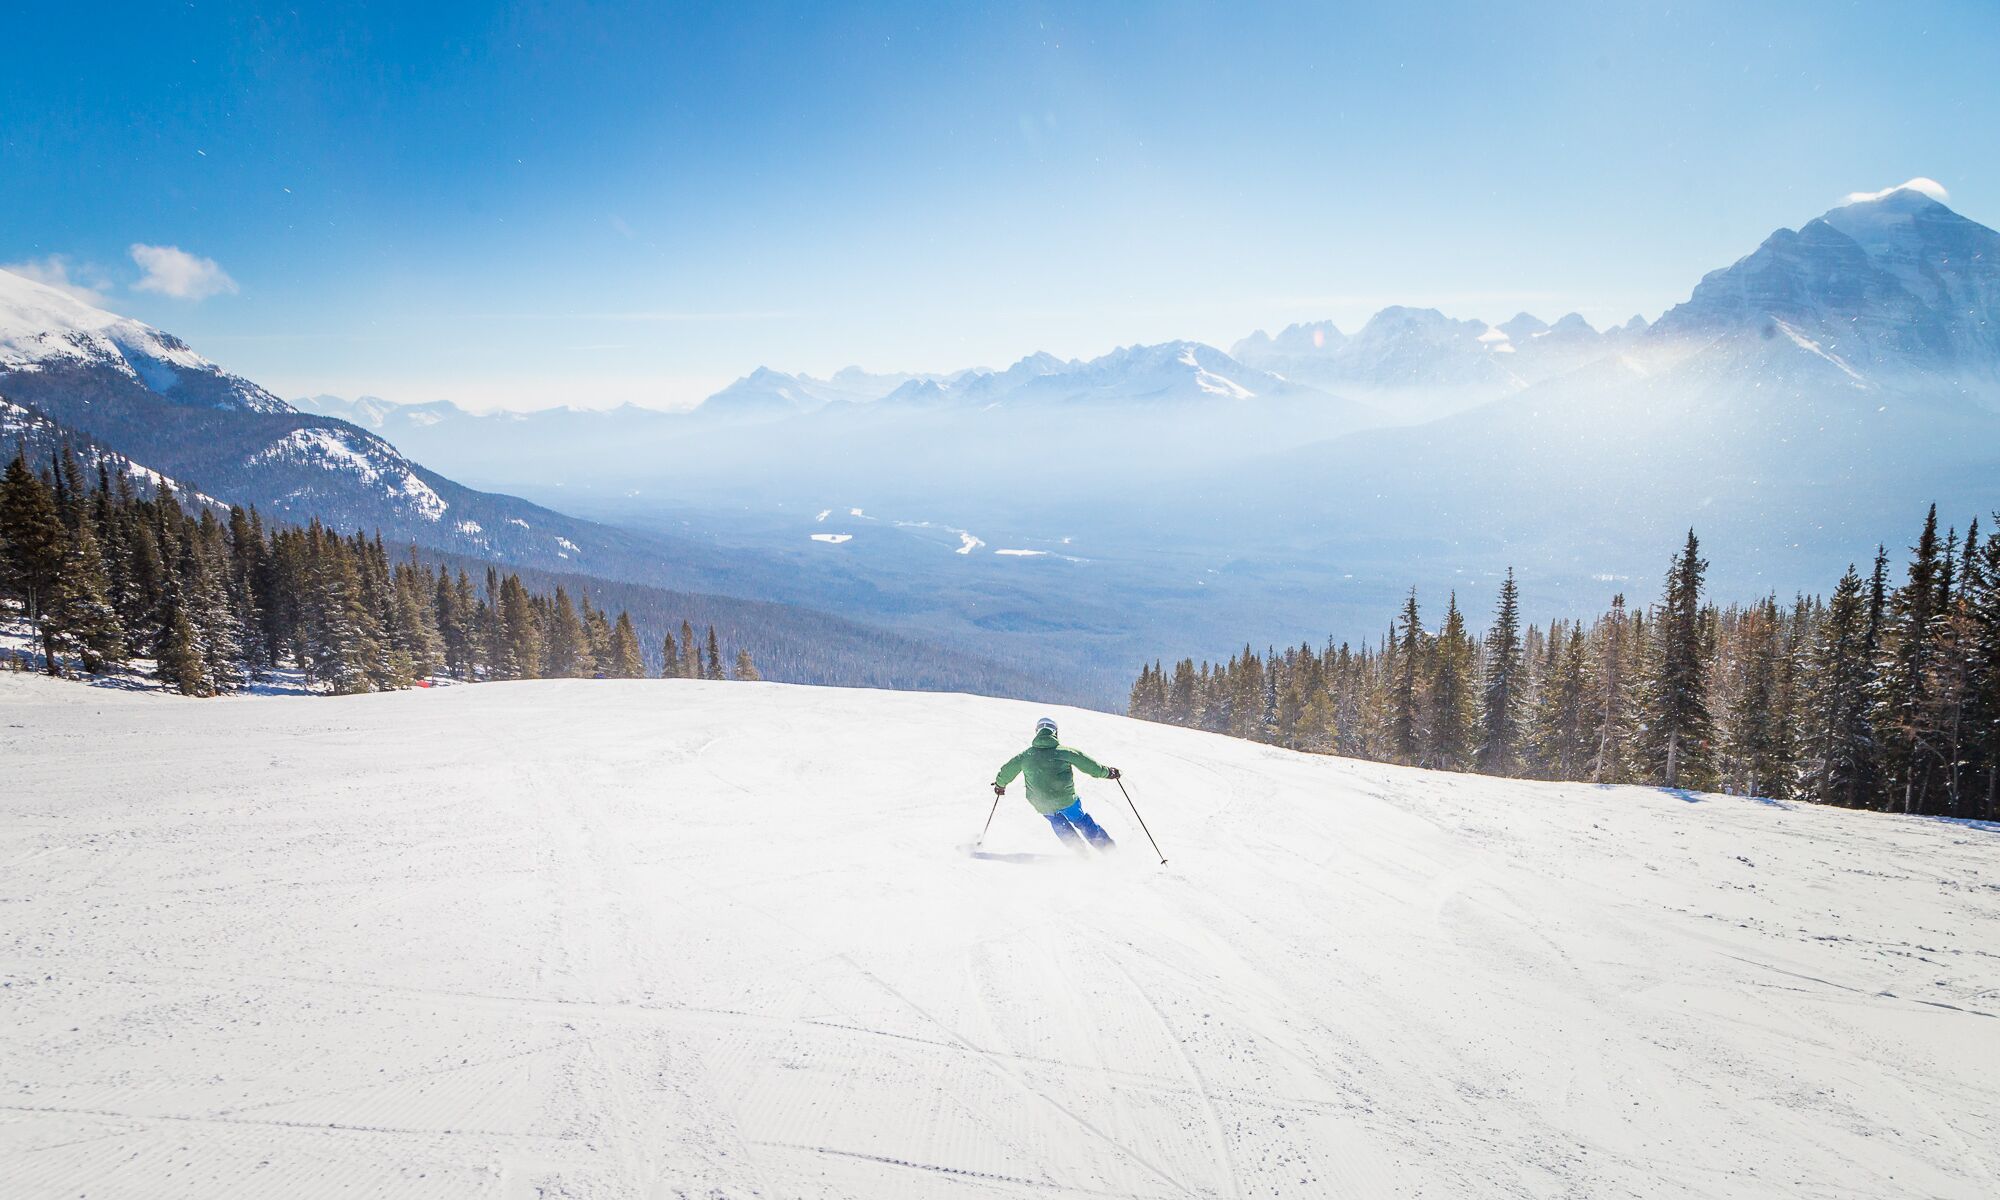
[1106, 767, 1121, 779]
[993, 784, 1006, 796]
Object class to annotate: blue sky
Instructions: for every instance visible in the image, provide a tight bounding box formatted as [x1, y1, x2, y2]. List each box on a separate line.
[5, 1, 1996, 410]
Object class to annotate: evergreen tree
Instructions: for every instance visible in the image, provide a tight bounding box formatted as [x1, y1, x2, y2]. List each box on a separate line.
[0, 448, 68, 673]
[733, 648, 761, 681]
[1877, 506, 1944, 814]
[499, 574, 541, 680]
[704, 625, 724, 680]
[45, 514, 125, 674]
[154, 574, 210, 696]
[186, 513, 242, 692]
[1724, 598, 1784, 798]
[1425, 593, 1477, 771]
[580, 593, 613, 675]
[1528, 625, 1591, 779]
[1584, 596, 1632, 784]
[1800, 565, 1877, 807]
[1390, 590, 1425, 765]
[607, 611, 645, 678]
[1168, 659, 1198, 725]
[1642, 530, 1714, 789]
[544, 587, 589, 678]
[1972, 524, 2000, 819]
[679, 619, 700, 678]
[1477, 569, 1525, 775]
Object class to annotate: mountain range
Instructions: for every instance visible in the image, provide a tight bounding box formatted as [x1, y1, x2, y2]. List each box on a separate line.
[11, 185, 1998, 705]
[292, 185, 2000, 701]
[0, 270, 1060, 700]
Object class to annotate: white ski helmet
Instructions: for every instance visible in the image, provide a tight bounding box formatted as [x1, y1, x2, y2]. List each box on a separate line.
[1034, 716, 1058, 735]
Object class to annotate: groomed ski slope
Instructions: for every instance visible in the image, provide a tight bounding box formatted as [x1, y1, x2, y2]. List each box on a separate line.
[2, 676, 1997, 1200]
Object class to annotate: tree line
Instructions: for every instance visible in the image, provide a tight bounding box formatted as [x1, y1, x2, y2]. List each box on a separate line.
[0, 444, 756, 694]
[1128, 511, 2000, 821]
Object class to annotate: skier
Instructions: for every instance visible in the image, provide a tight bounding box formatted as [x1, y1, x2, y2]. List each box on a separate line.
[992, 716, 1120, 851]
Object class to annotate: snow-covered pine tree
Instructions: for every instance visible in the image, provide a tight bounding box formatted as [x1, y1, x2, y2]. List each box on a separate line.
[225, 507, 269, 676]
[188, 511, 243, 692]
[46, 508, 125, 674]
[154, 574, 210, 696]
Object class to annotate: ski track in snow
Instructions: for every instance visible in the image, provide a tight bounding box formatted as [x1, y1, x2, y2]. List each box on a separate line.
[1, 674, 1997, 1198]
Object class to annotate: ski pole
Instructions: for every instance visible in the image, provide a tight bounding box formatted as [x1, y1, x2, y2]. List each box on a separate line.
[1114, 777, 1167, 865]
[975, 789, 1003, 846]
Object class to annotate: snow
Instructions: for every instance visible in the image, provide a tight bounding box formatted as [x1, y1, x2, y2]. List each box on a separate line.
[555, 536, 581, 554]
[1176, 345, 1255, 399]
[0, 401, 227, 509]
[455, 519, 483, 535]
[507, 517, 531, 529]
[252, 428, 450, 520]
[2, 677, 1996, 1199]
[1773, 318, 1869, 385]
[0, 268, 209, 374]
[888, 518, 986, 555]
[994, 547, 1048, 556]
[0, 268, 289, 413]
[811, 532, 853, 544]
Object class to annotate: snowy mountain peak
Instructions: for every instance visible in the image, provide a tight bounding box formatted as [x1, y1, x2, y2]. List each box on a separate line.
[1652, 189, 2000, 375]
[0, 267, 289, 413]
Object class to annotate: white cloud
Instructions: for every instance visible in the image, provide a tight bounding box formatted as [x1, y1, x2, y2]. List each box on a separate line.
[2, 255, 111, 305]
[129, 243, 239, 300]
[1842, 177, 1949, 205]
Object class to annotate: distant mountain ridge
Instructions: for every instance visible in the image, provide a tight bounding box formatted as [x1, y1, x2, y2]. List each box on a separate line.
[0, 268, 288, 414]
[286, 183, 2000, 705]
[0, 275, 1072, 699]
[0, 267, 675, 575]
[1652, 188, 2000, 392]
[1216, 186, 2000, 606]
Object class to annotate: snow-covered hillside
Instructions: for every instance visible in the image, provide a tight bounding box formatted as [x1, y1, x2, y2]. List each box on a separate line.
[3, 676, 1995, 1198]
[0, 268, 288, 413]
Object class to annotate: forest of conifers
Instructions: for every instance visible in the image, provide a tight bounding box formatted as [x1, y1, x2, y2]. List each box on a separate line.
[1128, 512, 2000, 821]
[0, 445, 755, 694]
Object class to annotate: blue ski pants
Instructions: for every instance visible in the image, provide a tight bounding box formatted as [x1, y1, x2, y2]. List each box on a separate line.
[1046, 801, 1114, 849]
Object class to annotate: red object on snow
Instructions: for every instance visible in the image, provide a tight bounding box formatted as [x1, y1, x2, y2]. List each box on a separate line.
[415, 679, 435, 689]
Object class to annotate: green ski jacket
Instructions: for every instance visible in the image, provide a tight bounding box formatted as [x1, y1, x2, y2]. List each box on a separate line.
[994, 727, 1112, 814]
